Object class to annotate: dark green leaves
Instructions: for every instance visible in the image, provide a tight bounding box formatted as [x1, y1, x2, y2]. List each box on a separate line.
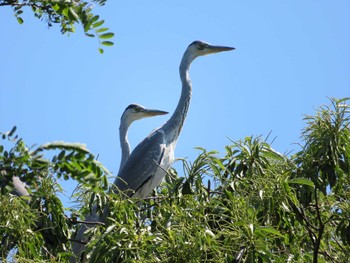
[0, 128, 109, 195]
[100, 32, 115, 47]
[101, 41, 114, 47]
[16, 17, 23, 24]
[296, 98, 350, 193]
[288, 177, 315, 188]
[7, 0, 115, 53]
[100, 33, 114, 39]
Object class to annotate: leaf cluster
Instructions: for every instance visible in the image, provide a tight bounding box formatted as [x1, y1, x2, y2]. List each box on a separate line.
[1, 98, 350, 262]
[0, 127, 109, 261]
[0, 0, 114, 53]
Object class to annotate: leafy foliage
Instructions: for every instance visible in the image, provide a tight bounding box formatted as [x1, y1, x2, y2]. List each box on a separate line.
[1, 98, 350, 262]
[0, 127, 109, 261]
[0, 0, 114, 53]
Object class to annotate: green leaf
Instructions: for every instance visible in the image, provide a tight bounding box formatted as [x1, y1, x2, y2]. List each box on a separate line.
[9, 126, 17, 137]
[101, 41, 114, 46]
[38, 142, 89, 153]
[84, 173, 95, 181]
[98, 48, 104, 54]
[17, 17, 24, 24]
[52, 4, 60, 11]
[68, 7, 79, 21]
[62, 7, 69, 18]
[96, 27, 109, 33]
[57, 150, 66, 161]
[257, 226, 285, 238]
[100, 33, 114, 39]
[91, 15, 100, 24]
[84, 22, 92, 32]
[93, 20, 105, 28]
[102, 175, 108, 189]
[85, 33, 95, 38]
[288, 177, 315, 188]
[283, 180, 299, 206]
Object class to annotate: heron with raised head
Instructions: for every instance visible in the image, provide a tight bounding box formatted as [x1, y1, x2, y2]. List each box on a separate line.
[114, 40, 234, 198]
[71, 103, 167, 260]
[118, 104, 168, 173]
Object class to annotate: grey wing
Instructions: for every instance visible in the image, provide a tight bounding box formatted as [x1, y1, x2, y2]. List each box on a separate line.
[113, 130, 166, 195]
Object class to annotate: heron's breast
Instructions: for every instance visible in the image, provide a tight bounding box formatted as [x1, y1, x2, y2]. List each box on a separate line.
[159, 142, 175, 169]
[132, 142, 176, 199]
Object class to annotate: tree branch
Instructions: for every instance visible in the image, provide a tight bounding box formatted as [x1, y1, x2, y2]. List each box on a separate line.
[313, 188, 325, 263]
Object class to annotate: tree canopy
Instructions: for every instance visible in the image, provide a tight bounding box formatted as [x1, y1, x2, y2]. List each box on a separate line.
[1, 98, 350, 262]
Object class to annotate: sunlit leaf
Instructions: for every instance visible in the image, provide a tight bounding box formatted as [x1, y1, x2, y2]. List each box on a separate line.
[101, 41, 114, 46]
[91, 15, 100, 24]
[16, 17, 24, 24]
[100, 32, 114, 39]
[257, 226, 285, 238]
[84, 22, 92, 32]
[288, 178, 315, 188]
[93, 20, 105, 28]
[96, 27, 109, 33]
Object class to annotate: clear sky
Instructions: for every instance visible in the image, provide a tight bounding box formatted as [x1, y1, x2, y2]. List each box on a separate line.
[1, 1, 349, 205]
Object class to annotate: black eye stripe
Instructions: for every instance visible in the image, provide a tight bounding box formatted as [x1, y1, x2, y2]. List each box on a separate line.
[124, 104, 141, 115]
[126, 104, 137, 110]
[189, 41, 205, 50]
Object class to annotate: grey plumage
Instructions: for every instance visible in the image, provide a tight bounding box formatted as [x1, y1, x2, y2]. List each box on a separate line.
[114, 41, 234, 199]
[11, 176, 29, 197]
[118, 104, 168, 173]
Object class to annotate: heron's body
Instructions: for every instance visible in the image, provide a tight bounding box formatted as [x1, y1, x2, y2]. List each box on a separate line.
[119, 129, 175, 198]
[71, 104, 167, 261]
[114, 41, 234, 198]
[118, 104, 168, 173]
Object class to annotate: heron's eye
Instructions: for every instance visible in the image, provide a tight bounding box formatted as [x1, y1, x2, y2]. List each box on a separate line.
[197, 43, 204, 50]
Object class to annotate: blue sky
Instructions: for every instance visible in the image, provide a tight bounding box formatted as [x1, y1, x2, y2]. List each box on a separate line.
[1, 1, 349, 204]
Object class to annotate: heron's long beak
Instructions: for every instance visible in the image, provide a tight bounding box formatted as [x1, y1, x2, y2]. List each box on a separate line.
[143, 109, 168, 117]
[206, 44, 235, 54]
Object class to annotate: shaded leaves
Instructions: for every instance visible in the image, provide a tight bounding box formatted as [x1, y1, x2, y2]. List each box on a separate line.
[2, 0, 115, 53]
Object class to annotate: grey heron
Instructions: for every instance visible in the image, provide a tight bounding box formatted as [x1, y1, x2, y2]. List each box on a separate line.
[71, 104, 167, 261]
[118, 104, 168, 173]
[114, 40, 234, 199]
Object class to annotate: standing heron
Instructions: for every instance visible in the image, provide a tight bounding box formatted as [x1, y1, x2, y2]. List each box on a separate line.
[114, 40, 234, 198]
[71, 104, 167, 261]
[118, 104, 168, 173]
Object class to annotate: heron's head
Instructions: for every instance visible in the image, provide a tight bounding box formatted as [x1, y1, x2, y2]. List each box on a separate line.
[121, 104, 168, 125]
[185, 41, 235, 61]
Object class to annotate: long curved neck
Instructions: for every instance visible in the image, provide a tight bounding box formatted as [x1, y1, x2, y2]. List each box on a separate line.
[119, 120, 131, 173]
[162, 50, 194, 143]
